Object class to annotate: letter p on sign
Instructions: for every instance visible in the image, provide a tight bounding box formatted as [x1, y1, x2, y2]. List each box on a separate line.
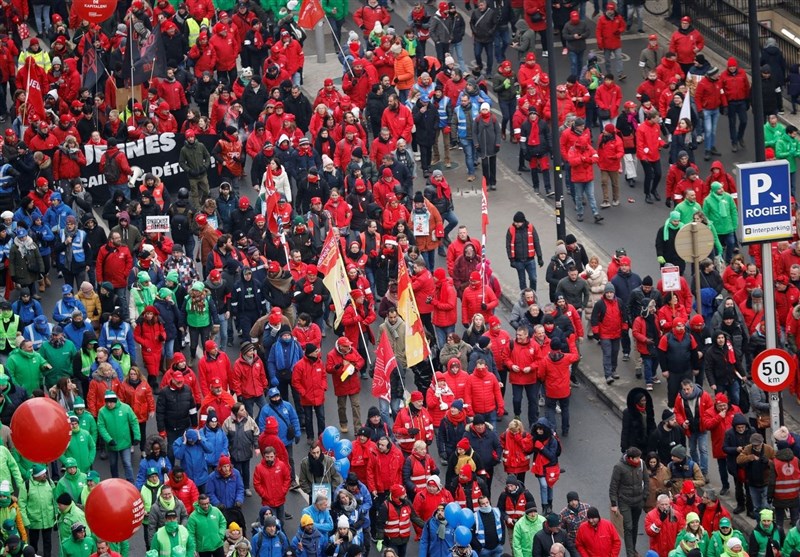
[749, 173, 772, 204]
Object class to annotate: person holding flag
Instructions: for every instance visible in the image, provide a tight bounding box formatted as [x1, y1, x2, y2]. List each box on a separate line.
[341, 289, 376, 369]
[326, 336, 366, 434]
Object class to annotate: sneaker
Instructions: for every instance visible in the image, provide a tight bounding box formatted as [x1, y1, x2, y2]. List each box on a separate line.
[593, 213, 604, 223]
[245, 489, 253, 497]
[546, 190, 555, 197]
[612, 373, 621, 380]
[556, 403, 561, 414]
[635, 372, 642, 379]
[652, 378, 662, 384]
[652, 191, 661, 201]
[542, 50, 549, 57]
[467, 175, 476, 182]
[562, 48, 568, 55]
[732, 143, 738, 153]
[612, 200, 620, 206]
[695, 134, 704, 143]
[719, 487, 730, 496]
[339, 425, 348, 433]
[601, 201, 611, 208]
[627, 178, 636, 187]
[618, 74, 627, 81]
[739, 140, 746, 149]
[606, 377, 615, 385]
[414, 152, 421, 161]
[646, 384, 653, 391]
[622, 353, 630, 362]
[577, 215, 584, 222]
[285, 513, 294, 520]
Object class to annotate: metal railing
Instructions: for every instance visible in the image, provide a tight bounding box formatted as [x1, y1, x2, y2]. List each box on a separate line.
[724, 0, 799, 10]
[683, 0, 800, 76]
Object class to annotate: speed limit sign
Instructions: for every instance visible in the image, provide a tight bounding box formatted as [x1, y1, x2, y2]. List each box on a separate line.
[751, 349, 797, 392]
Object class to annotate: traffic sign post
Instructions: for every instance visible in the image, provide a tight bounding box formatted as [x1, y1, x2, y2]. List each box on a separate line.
[675, 222, 715, 316]
[751, 348, 797, 431]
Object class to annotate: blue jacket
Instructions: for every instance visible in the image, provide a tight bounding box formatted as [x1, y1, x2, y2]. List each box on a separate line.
[267, 338, 303, 386]
[173, 432, 213, 486]
[206, 468, 244, 508]
[29, 222, 54, 256]
[257, 401, 301, 446]
[201, 425, 230, 467]
[53, 297, 87, 324]
[136, 454, 172, 489]
[99, 320, 136, 356]
[11, 298, 42, 327]
[252, 529, 289, 557]
[291, 527, 324, 557]
[301, 505, 334, 535]
[63, 321, 93, 351]
[90, 358, 125, 382]
[419, 516, 455, 557]
[13, 206, 43, 230]
[334, 482, 372, 530]
[43, 202, 75, 233]
[153, 299, 182, 341]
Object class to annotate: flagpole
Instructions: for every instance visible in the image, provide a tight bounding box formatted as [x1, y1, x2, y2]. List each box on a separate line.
[357, 322, 372, 365]
[129, 16, 135, 112]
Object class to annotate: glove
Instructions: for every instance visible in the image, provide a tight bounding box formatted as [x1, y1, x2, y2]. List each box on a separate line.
[295, 436, 301, 444]
[503, 78, 511, 88]
[159, 431, 166, 438]
[369, 249, 378, 258]
[443, 126, 451, 134]
[538, 259, 544, 268]
[408, 427, 420, 435]
[376, 541, 384, 552]
[303, 283, 313, 294]
[657, 256, 666, 265]
[313, 294, 322, 303]
[665, 199, 672, 208]
[481, 303, 488, 310]
[108, 440, 118, 449]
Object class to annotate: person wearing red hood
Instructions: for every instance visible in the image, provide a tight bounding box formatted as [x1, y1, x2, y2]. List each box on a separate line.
[256, 415, 290, 466]
[431, 268, 458, 347]
[704, 161, 738, 203]
[154, 101, 178, 134]
[673, 480, 701, 518]
[449, 464, 487, 511]
[209, 23, 239, 86]
[703, 392, 740, 498]
[314, 78, 342, 108]
[188, 32, 217, 78]
[197, 339, 231, 397]
[326, 336, 365, 433]
[165, 467, 200, 517]
[567, 133, 603, 224]
[133, 305, 166, 389]
[199, 377, 236, 425]
[375, 483, 424, 555]
[253, 445, 291, 522]
[461, 271, 499, 326]
[161, 353, 203, 405]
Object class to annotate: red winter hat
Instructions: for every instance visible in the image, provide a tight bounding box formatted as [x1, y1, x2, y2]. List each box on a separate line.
[457, 438, 471, 450]
[306, 264, 318, 275]
[460, 464, 473, 479]
[469, 271, 481, 282]
[382, 167, 394, 178]
[619, 256, 632, 266]
[681, 480, 696, 494]
[390, 484, 406, 500]
[604, 123, 616, 133]
[727, 57, 738, 68]
[209, 269, 222, 282]
[185, 129, 196, 139]
[715, 392, 729, 404]
[439, 1, 448, 10]
[351, 289, 364, 299]
[254, 214, 266, 224]
[433, 268, 446, 280]
[324, 78, 334, 86]
[268, 261, 280, 273]
[487, 315, 501, 327]
[744, 277, 757, 289]
[213, 22, 226, 33]
[689, 314, 705, 329]
[204, 339, 218, 352]
[525, 52, 536, 62]
[681, 15, 691, 22]
[238, 197, 250, 209]
[195, 213, 208, 226]
[410, 391, 424, 402]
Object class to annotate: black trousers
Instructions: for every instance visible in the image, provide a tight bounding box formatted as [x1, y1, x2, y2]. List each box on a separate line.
[481, 155, 497, 185]
[28, 528, 52, 557]
[641, 160, 662, 196]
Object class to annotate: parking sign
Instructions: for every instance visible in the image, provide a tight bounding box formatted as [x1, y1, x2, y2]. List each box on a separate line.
[737, 160, 792, 244]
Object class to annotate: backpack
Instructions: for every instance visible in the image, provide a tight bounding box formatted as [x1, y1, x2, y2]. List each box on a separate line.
[103, 151, 121, 184]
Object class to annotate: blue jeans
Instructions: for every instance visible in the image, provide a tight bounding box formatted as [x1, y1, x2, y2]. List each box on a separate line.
[688, 431, 709, 476]
[109, 448, 134, 483]
[480, 547, 504, 557]
[512, 383, 540, 426]
[493, 27, 511, 63]
[474, 41, 494, 74]
[537, 475, 553, 506]
[33, 4, 50, 33]
[703, 108, 720, 150]
[460, 139, 476, 176]
[718, 232, 737, 263]
[477, 410, 498, 428]
[727, 100, 748, 144]
[691, 97, 704, 136]
[715, 381, 740, 407]
[434, 325, 455, 350]
[564, 163, 576, 206]
[498, 98, 516, 136]
[510, 259, 537, 290]
[642, 355, 658, 385]
[545, 396, 570, 435]
[216, 313, 228, 347]
[603, 48, 623, 77]
[441, 210, 459, 238]
[451, 42, 467, 72]
[627, 4, 643, 31]
[365, 266, 377, 296]
[378, 398, 395, 429]
[398, 88, 409, 103]
[600, 338, 620, 378]
[422, 250, 435, 270]
[750, 485, 769, 514]
[242, 395, 266, 419]
[568, 50, 584, 80]
[574, 181, 599, 218]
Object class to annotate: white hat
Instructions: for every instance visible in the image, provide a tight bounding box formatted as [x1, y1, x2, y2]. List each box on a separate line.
[351, 107, 360, 118]
[445, 54, 454, 66]
[373, 22, 383, 33]
[348, 30, 359, 43]
[726, 539, 742, 550]
[480, 102, 490, 112]
[241, 67, 253, 78]
[427, 475, 442, 488]
[337, 515, 350, 529]
[0, 211, 11, 220]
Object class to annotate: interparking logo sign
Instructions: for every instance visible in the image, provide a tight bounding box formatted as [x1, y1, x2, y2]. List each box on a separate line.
[737, 160, 793, 244]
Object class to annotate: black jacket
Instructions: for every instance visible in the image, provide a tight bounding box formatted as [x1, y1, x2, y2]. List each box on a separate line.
[620, 387, 656, 453]
[241, 85, 270, 125]
[533, 526, 577, 557]
[649, 419, 686, 465]
[704, 333, 745, 388]
[156, 385, 197, 433]
[469, 7, 498, 43]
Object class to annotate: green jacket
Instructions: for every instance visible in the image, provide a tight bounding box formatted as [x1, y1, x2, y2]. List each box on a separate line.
[675, 529, 709, 555]
[512, 513, 545, 557]
[187, 502, 226, 552]
[151, 524, 194, 557]
[776, 133, 800, 173]
[5, 349, 48, 394]
[76, 410, 97, 442]
[178, 141, 211, 178]
[131, 284, 158, 319]
[710, 529, 748, 557]
[98, 401, 139, 450]
[61, 429, 96, 473]
[214, 0, 236, 11]
[321, 0, 347, 20]
[781, 525, 800, 556]
[38, 340, 78, 388]
[764, 122, 787, 147]
[61, 534, 96, 557]
[703, 190, 739, 235]
[674, 199, 702, 225]
[19, 477, 57, 529]
[0, 446, 23, 493]
[56, 502, 90, 544]
[54, 471, 88, 505]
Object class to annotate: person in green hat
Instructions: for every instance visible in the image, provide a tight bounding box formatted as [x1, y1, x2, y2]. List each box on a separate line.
[0, 438, 22, 494]
[668, 532, 698, 557]
[130, 271, 158, 323]
[5, 338, 50, 395]
[97, 390, 140, 483]
[141, 467, 163, 550]
[712, 517, 748, 557]
[186, 494, 226, 557]
[39, 326, 79, 389]
[56, 493, 90, 545]
[512, 500, 546, 557]
[110, 343, 132, 379]
[4, 534, 27, 557]
[54, 458, 87, 504]
[61, 522, 96, 557]
[73, 397, 97, 444]
[702, 181, 738, 264]
[79, 471, 100, 505]
[674, 512, 709, 555]
[61, 414, 95, 473]
[151, 509, 194, 557]
[18, 463, 57, 557]
[0, 481, 25, 546]
[748, 508, 784, 557]
[184, 281, 218, 361]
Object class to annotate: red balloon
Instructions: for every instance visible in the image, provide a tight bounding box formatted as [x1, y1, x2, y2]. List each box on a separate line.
[71, 0, 118, 24]
[85, 479, 146, 542]
[10, 398, 71, 463]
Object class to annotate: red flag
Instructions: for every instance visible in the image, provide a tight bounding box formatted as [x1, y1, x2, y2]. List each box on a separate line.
[17, 59, 45, 125]
[298, 0, 324, 29]
[372, 330, 397, 402]
[481, 177, 489, 236]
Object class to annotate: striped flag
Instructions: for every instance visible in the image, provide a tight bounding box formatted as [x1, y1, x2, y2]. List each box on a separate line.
[372, 330, 397, 402]
[481, 177, 489, 280]
[397, 251, 429, 367]
[318, 229, 351, 328]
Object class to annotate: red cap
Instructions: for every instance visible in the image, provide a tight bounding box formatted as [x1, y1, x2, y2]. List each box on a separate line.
[36, 177, 48, 187]
[727, 57, 738, 68]
[382, 167, 394, 178]
[4, 129, 14, 138]
[457, 438, 470, 450]
[681, 15, 691, 22]
[689, 314, 705, 329]
[604, 123, 616, 133]
[469, 271, 481, 282]
[306, 264, 318, 275]
[268, 261, 280, 273]
[171, 371, 184, 382]
[55, 36, 67, 45]
[269, 313, 282, 326]
[209, 269, 222, 282]
[619, 256, 631, 266]
[777, 274, 789, 283]
[238, 197, 250, 209]
[185, 129, 196, 139]
[345, 125, 357, 135]
[210, 378, 222, 387]
[204, 339, 217, 352]
[254, 214, 266, 224]
[324, 78, 334, 86]
[337, 337, 353, 348]
[605, 2, 615, 9]
[433, 268, 446, 280]
[745, 277, 757, 288]
[487, 315, 501, 327]
[439, 1, 449, 10]
[648, 34, 658, 40]
[195, 213, 208, 226]
[310, 196, 322, 204]
[525, 52, 536, 62]
[715, 392, 729, 404]
[410, 391, 424, 402]
[351, 289, 364, 299]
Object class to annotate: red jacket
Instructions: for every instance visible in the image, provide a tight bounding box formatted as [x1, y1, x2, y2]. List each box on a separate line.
[669, 28, 705, 65]
[96, 244, 133, 290]
[559, 126, 590, 159]
[352, 4, 391, 37]
[210, 32, 238, 71]
[99, 146, 132, 186]
[197, 352, 231, 396]
[117, 378, 154, 423]
[702, 404, 742, 459]
[592, 297, 627, 339]
[507, 339, 539, 386]
[281, 39, 304, 76]
[367, 443, 405, 493]
[161, 361, 202, 406]
[487, 329, 511, 371]
[522, 0, 547, 31]
[341, 302, 376, 348]
[253, 459, 291, 508]
[540, 349, 579, 399]
[595, 83, 623, 118]
[413, 488, 454, 523]
[165, 472, 200, 514]
[576, 518, 623, 557]
[291, 356, 328, 406]
[442, 365, 471, 411]
[393, 407, 435, 454]
[635, 119, 665, 162]
[461, 282, 498, 325]
[293, 324, 322, 350]
[431, 278, 458, 327]
[326, 346, 365, 396]
[719, 69, 751, 102]
[695, 77, 726, 111]
[499, 429, 533, 474]
[412, 270, 436, 315]
[567, 142, 599, 183]
[199, 391, 236, 425]
[673, 388, 714, 434]
[665, 162, 699, 202]
[134, 318, 166, 374]
[637, 78, 667, 103]
[257, 417, 290, 466]
[465, 366, 504, 415]
[699, 500, 731, 534]
[87, 375, 121, 417]
[426, 372, 455, 427]
[632, 315, 660, 356]
[595, 13, 625, 50]
[185, 0, 214, 20]
[28, 133, 60, 152]
[230, 355, 268, 399]
[349, 437, 378, 485]
[157, 79, 188, 110]
[644, 507, 685, 557]
[188, 38, 217, 78]
[53, 148, 86, 181]
[381, 104, 414, 143]
[597, 133, 624, 172]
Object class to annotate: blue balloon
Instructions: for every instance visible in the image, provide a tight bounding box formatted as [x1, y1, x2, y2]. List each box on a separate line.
[444, 502, 462, 526]
[334, 457, 350, 477]
[459, 508, 475, 528]
[321, 426, 341, 451]
[334, 438, 353, 459]
[454, 525, 472, 546]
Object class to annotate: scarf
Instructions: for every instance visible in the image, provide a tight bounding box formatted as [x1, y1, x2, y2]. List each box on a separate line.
[447, 410, 467, 424]
[480, 112, 491, 121]
[13, 235, 36, 257]
[158, 495, 176, 510]
[663, 211, 682, 241]
[308, 454, 325, 479]
[189, 291, 206, 314]
[385, 318, 403, 340]
[437, 518, 446, 539]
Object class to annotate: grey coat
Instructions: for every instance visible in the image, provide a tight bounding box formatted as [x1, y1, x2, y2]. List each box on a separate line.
[473, 115, 501, 157]
[561, 20, 591, 53]
[609, 456, 649, 508]
[429, 13, 452, 45]
[147, 498, 189, 544]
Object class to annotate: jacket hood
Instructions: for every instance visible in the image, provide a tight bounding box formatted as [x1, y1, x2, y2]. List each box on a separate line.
[776, 447, 795, 461]
[81, 330, 98, 349]
[626, 387, 654, 416]
[710, 161, 725, 172]
[534, 417, 553, 436]
[264, 416, 279, 435]
[732, 413, 748, 426]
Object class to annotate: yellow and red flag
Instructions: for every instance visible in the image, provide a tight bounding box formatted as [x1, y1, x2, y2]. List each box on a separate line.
[318, 229, 351, 328]
[397, 252, 429, 367]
